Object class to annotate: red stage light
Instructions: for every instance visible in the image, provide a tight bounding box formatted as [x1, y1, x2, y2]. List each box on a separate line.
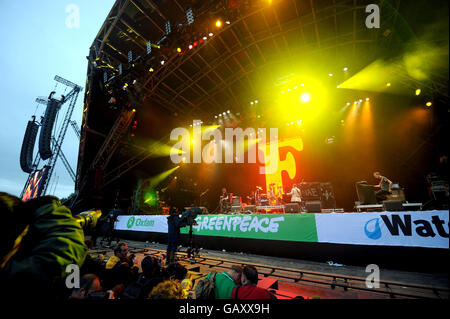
[193, 41, 198, 47]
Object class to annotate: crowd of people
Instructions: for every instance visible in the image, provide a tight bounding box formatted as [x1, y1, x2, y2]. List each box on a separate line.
[0, 191, 276, 300]
[74, 241, 276, 299]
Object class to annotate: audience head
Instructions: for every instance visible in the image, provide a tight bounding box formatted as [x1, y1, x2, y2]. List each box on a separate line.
[114, 242, 129, 259]
[241, 265, 259, 286]
[70, 274, 102, 299]
[148, 280, 183, 299]
[166, 262, 188, 281]
[141, 256, 161, 278]
[229, 265, 243, 284]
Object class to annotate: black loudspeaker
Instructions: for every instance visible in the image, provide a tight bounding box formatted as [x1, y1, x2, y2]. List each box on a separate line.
[355, 181, 377, 205]
[305, 201, 321, 213]
[244, 205, 255, 213]
[383, 200, 404, 211]
[20, 119, 39, 173]
[285, 203, 299, 213]
[39, 98, 60, 160]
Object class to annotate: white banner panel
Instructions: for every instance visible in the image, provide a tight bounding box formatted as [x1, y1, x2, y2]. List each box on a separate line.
[115, 215, 169, 233]
[315, 210, 449, 249]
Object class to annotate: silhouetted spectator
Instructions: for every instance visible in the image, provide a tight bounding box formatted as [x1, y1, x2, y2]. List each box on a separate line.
[69, 274, 102, 299]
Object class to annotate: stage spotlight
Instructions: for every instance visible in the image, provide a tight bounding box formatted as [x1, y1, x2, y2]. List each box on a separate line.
[216, 20, 222, 27]
[203, 36, 207, 40]
[161, 60, 165, 65]
[366, 98, 370, 101]
[343, 67, 348, 71]
[415, 89, 421, 96]
[255, 100, 258, 104]
[329, 73, 333, 77]
[359, 99, 363, 103]
[132, 109, 136, 112]
[177, 47, 181, 52]
[189, 44, 193, 49]
[149, 67, 154, 72]
[281, 91, 285, 94]
[214, 115, 217, 118]
[190, 139, 194, 144]
[386, 82, 391, 87]
[250, 101, 254, 105]
[426, 102, 432, 107]
[227, 110, 230, 113]
[226, 21, 231, 25]
[300, 93, 311, 103]
[347, 102, 351, 106]
[219, 114, 222, 117]
[209, 32, 213, 37]
[288, 88, 291, 91]
[337, 85, 340, 88]
[222, 112, 226, 115]
[300, 83, 304, 87]
[294, 86, 298, 89]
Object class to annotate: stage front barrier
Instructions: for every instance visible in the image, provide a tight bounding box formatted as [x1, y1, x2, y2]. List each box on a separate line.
[115, 210, 449, 249]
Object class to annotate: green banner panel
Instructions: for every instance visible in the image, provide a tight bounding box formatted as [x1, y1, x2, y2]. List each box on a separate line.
[180, 213, 318, 242]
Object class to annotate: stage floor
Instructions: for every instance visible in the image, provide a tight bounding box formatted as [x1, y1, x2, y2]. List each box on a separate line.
[89, 237, 449, 299]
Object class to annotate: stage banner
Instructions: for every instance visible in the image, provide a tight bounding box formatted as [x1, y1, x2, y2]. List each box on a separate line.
[115, 215, 169, 232]
[180, 213, 318, 242]
[315, 211, 449, 249]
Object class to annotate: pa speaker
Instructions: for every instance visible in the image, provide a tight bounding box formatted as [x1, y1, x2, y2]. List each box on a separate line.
[244, 205, 255, 213]
[39, 98, 60, 160]
[20, 120, 39, 173]
[383, 200, 404, 211]
[285, 203, 299, 213]
[305, 201, 321, 213]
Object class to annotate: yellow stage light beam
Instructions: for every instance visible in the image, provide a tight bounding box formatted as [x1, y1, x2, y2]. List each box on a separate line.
[148, 166, 180, 188]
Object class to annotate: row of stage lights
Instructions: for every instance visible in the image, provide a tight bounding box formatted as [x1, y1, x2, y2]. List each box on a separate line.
[214, 110, 231, 118]
[148, 19, 232, 74]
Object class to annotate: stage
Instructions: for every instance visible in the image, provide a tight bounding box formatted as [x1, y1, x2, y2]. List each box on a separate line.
[113, 210, 449, 273]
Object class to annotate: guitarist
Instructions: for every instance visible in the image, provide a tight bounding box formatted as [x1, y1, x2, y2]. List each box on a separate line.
[219, 188, 230, 213]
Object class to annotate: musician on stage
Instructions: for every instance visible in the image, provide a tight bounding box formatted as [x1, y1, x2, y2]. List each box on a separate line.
[220, 187, 229, 213]
[287, 184, 302, 205]
[268, 184, 276, 205]
[373, 171, 393, 203]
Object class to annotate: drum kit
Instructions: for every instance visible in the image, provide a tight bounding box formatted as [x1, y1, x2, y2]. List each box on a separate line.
[247, 184, 284, 206]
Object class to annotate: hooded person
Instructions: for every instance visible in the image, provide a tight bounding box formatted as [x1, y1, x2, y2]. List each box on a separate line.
[0, 192, 87, 299]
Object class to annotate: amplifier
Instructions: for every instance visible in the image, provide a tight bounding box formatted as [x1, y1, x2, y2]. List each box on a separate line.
[285, 203, 300, 213]
[383, 200, 404, 211]
[243, 205, 255, 213]
[386, 189, 406, 202]
[305, 201, 321, 213]
[231, 205, 242, 213]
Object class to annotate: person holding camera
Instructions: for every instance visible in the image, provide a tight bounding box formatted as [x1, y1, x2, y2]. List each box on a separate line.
[166, 207, 188, 264]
